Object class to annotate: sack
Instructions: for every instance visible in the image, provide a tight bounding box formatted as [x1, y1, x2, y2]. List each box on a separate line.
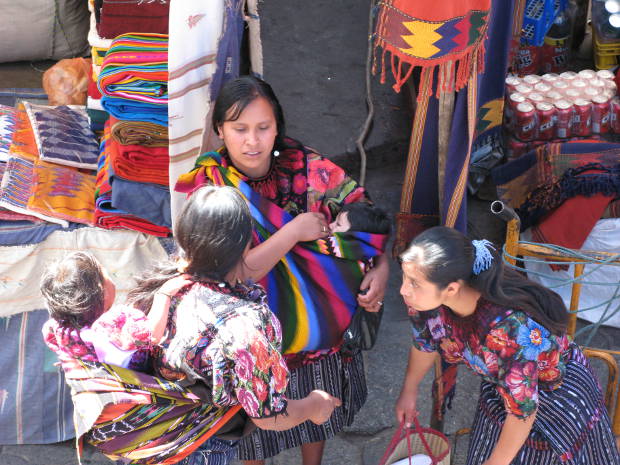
[379, 419, 451, 465]
[42, 58, 91, 106]
[341, 305, 383, 353]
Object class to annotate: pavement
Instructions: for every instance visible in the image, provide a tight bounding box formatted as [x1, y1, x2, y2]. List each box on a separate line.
[1, 1, 619, 464]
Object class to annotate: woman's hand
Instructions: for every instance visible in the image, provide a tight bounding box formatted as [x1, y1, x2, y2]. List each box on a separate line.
[289, 212, 330, 242]
[395, 385, 418, 428]
[307, 390, 342, 425]
[357, 254, 389, 312]
[157, 275, 192, 297]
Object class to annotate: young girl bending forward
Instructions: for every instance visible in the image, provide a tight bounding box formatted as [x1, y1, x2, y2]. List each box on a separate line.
[41, 251, 188, 371]
[396, 226, 620, 465]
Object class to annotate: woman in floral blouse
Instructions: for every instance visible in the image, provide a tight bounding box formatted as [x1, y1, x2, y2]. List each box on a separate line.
[127, 185, 341, 465]
[396, 226, 619, 465]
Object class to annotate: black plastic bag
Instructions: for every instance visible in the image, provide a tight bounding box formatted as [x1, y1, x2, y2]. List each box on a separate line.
[341, 305, 383, 354]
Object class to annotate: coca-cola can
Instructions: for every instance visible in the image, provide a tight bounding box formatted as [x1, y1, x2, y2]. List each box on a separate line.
[515, 84, 533, 95]
[597, 69, 615, 80]
[591, 94, 611, 134]
[536, 102, 556, 140]
[554, 99, 573, 139]
[578, 69, 597, 80]
[515, 101, 537, 141]
[507, 137, 530, 159]
[560, 71, 578, 80]
[572, 98, 592, 137]
[528, 92, 545, 104]
[506, 93, 527, 129]
[590, 79, 606, 88]
[534, 82, 552, 93]
[572, 79, 587, 89]
[552, 80, 569, 90]
[564, 88, 581, 99]
[523, 74, 542, 86]
[611, 97, 620, 133]
[583, 87, 600, 100]
[546, 90, 564, 101]
[604, 79, 617, 93]
[505, 75, 521, 94]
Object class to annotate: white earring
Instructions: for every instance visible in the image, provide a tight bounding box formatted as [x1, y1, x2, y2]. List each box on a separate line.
[273, 150, 280, 157]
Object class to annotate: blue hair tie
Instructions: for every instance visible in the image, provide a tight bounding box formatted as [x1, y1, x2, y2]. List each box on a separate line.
[472, 239, 495, 275]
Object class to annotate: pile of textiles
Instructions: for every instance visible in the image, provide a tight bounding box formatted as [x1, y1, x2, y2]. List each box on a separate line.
[98, 33, 168, 126]
[90, 31, 172, 235]
[94, 122, 170, 236]
[86, 0, 112, 135]
[0, 103, 97, 227]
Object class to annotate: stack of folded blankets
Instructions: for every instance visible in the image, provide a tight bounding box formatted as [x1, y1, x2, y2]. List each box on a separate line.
[94, 32, 171, 236]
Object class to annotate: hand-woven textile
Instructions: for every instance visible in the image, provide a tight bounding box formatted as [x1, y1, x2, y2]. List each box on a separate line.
[0, 105, 17, 162]
[98, 0, 169, 39]
[110, 116, 168, 147]
[24, 102, 99, 170]
[108, 136, 169, 185]
[373, 0, 490, 93]
[177, 151, 388, 353]
[27, 159, 96, 226]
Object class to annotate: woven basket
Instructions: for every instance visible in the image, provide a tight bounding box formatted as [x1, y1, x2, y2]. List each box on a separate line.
[380, 419, 451, 465]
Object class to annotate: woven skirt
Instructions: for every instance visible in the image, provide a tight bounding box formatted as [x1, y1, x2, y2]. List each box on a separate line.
[236, 349, 367, 460]
[467, 347, 620, 464]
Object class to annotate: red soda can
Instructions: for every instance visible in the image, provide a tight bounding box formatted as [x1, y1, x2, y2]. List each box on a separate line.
[578, 69, 597, 80]
[572, 79, 586, 89]
[534, 82, 552, 93]
[536, 102, 556, 140]
[528, 92, 545, 104]
[505, 75, 521, 94]
[597, 70, 615, 80]
[583, 86, 600, 100]
[590, 79, 606, 89]
[515, 102, 537, 141]
[552, 80, 569, 91]
[507, 137, 530, 159]
[546, 90, 564, 102]
[506, 92, 527, 130]
[591, 95, 611, 134]
[554, 99, 573, 139]
[515, 84, 533, 95]
[572, 98, 592, 137]
[564, 88, 581, 99]
[560, 71, 578, 81]
[611, 97, 620, 133]
[523, 74, 542, 86]
[541, 73, 560, 82]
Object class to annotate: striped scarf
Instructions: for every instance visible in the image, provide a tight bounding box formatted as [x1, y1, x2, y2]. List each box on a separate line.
[177, 152, 388, 353]
[67, 360, 240, 465]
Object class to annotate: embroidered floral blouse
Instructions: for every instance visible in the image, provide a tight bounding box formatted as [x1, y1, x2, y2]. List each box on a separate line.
[410, 298, 571, 418]
[43, 305, 153, 375]
[152, 280, 289, 419]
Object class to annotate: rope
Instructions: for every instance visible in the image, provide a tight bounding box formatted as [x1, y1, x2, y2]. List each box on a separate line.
[501, 241, 620, 345]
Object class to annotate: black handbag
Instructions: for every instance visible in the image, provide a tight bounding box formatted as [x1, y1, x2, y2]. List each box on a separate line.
[341, 305, 383, 354]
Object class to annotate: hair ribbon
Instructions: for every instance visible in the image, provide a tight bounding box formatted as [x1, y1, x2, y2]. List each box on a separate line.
[472, 239, 495, 275]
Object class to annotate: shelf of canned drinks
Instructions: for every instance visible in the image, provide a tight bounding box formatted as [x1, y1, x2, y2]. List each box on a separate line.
[504, 69, 618, 157]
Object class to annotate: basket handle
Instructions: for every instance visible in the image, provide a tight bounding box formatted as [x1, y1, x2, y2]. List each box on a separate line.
[411, 416, 436, 463]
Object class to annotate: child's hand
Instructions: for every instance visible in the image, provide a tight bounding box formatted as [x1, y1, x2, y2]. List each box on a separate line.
[158, 275, 192, 298]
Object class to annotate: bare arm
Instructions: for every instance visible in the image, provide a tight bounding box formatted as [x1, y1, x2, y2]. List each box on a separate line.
[482, 411, 537, 465]
[395, 346, 438, 426]
[148, 276, 192, 344]
[243, 212, 329, 282]
[251, 390, 341, 431]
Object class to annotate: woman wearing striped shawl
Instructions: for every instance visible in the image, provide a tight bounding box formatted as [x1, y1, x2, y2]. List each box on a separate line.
[397, 226, 620, 465]
[176, 76, 390, 465]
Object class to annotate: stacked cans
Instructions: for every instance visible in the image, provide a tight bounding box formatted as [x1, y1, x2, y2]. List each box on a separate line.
[505, 69, 619, 158]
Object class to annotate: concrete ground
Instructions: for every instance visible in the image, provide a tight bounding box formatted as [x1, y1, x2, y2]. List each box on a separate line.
[1, 1, 619, 464]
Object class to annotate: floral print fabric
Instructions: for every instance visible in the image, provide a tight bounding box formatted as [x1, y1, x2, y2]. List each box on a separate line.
[410, 298, 571, 418]
[153, 280, 289, 419]
[42, 304, 152, 375]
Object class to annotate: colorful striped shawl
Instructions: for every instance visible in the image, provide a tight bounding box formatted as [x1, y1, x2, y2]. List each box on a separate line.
[177, 152, 388, 353]
[66, 360, 240, 465]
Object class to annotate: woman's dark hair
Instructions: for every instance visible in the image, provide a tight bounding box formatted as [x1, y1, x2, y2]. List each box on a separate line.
[40, 251, 106, 330]
[128, 186, 253, 310]
[212, 75, 290, 152]
[400, 226, 568, 335]
[341, 203, 391, 235]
